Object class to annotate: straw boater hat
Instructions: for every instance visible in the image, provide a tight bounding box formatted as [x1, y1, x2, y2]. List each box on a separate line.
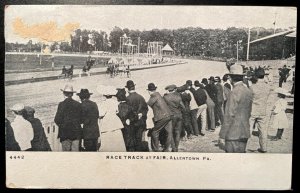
[225, 64, 245, 76]
[61, 84, 76, 93]
[11, 103, 25, 112]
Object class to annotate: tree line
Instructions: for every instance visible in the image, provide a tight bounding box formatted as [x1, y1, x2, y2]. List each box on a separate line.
[5, 26, 295, 60]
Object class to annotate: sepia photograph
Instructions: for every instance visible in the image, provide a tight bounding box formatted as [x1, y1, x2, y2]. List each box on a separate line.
[4, 4, 296, 189]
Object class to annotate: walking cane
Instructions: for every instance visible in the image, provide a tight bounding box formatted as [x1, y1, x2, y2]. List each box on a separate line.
[266, 110, 274, 146]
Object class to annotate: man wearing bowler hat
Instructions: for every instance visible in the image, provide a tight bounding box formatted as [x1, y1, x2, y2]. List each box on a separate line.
[163, 84, 186, 152]
[77, 89, 100, 151]
[125, 80, 149, 151]
[147, 83, 173, 152]
[54, 84, 82, 151]
[219, 64, 253, 153]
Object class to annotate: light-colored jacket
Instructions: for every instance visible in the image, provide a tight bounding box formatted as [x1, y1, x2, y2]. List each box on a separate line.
[250, 79, 272, 117]
[272, 98, 289, 129]
[219, 82, 253, 140]
[11, 115, 34, 150]
[97, 98, 126, 152]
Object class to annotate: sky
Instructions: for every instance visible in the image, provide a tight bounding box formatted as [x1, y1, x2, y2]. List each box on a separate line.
[4, 5, 297, 43]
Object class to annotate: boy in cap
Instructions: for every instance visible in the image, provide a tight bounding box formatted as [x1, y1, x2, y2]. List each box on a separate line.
[163, 84, 186, 152]
[125, 80, 149, 151]
[23, 106, 51, 151]
[54, 84, 82, 151]
[10, 103, 34, 151]
[77, 89, 100, 151]
[147, 83, 173, 152]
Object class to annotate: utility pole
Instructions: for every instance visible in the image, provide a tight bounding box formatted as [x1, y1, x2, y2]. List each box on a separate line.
[246, 28, 251, 61]
[138, 37, 140, 56]
[40, 42, 43, 65]
[236, 40, 239, 61]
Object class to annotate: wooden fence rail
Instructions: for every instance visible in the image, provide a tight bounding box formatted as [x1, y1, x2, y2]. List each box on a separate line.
[44, 123, 62, 151]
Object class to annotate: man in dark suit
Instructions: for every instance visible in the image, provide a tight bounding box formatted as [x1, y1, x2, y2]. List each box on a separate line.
[177, 85, 194, 139]
[191, 80, 207, 136]
[77, 89, 100, 151]
[54, 84, 82, 151]
[214, 76, 225, 126]
[219, 64, 253, 153]
[279, 65, 290, 88]
[163, 84, 186, 152]
[222, 75, 232, 111]
[125, 80, 149, 151]
[147, 83, 173, 152]
[206, 77, 219, 127]
[5, 117, 21, 151]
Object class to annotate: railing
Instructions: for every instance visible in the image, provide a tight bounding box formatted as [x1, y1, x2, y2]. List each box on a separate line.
[43, 122, 152, 152]
[44, 123, 62, 151]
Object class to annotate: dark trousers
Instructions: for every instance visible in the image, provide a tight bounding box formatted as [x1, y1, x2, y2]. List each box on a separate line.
[121, 126, 135, 152]
[170, 115, 183, 152]
[223, 100, 227, 112]
[132, 125, 145, 152]
[215, 102, 224, 125]
[279, 76, 286, 87]
[151, 117, 172, 152]
[182, 111, 194, 136]
[207, 102, 216, 130]
[83, 139, 98, 151]
[225, 139, 248, 153]
[191, 109, 199, 135]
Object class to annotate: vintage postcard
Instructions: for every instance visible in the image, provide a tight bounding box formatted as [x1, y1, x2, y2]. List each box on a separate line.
[5, 4, 295, 189]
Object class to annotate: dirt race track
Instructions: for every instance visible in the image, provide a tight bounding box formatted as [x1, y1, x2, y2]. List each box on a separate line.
[5, 59, 294, 153]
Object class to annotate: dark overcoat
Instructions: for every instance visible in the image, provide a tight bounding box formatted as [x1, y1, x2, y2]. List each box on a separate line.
[54, 98, 82, 142]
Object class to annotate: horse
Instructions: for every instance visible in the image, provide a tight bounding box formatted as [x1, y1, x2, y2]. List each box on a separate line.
[65, 65, 74, 80]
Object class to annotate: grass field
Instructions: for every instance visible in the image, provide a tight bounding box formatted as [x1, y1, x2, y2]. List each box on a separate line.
[5, 53, 110, 71]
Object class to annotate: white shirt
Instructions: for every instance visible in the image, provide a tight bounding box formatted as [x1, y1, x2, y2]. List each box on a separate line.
[11, 115, 34, 150]
[185, 89, 198, 110]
